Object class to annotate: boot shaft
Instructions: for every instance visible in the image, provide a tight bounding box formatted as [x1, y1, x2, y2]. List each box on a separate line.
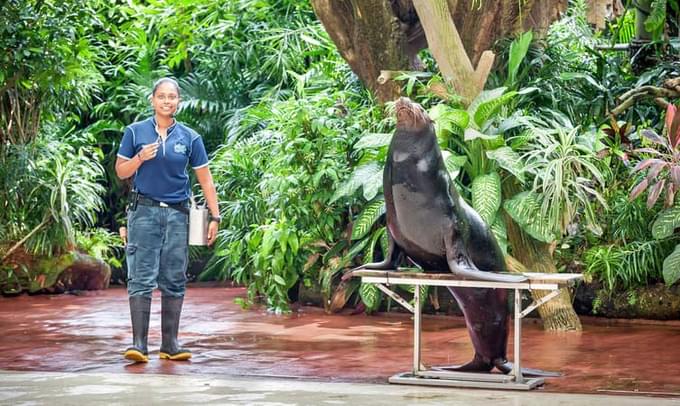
[129, 295, 152, 354]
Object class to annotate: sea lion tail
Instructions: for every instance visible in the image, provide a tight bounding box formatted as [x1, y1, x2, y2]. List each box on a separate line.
[493, 359, 562, 377]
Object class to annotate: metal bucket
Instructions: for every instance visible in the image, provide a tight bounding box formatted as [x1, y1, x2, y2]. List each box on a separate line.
[188, 197, 208, 246]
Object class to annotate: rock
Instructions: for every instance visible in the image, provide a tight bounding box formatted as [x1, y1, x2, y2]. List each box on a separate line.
[46, 252, 110, 293]
[579, 283, 680, 320]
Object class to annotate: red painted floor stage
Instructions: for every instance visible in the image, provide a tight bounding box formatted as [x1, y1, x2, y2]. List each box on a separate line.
[1, 286, 678, 396]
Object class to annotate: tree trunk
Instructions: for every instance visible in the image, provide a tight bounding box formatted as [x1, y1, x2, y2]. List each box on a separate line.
[311, 0, 410, 103]
[412, 0, 496, 104]
[312, 0, 567, 103]
[448, 0, 567, 66]
[586, 0, 625, 30]
[503, 183, 582, 331]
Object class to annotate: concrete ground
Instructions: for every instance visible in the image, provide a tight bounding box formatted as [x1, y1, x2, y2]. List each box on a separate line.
[1, 285, 680, 404]
[2, 370, 680, 406]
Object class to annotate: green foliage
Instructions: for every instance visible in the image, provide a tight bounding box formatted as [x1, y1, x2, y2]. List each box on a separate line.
[645, 0, 668, 40]
[76, 228, 124, 268]
[506, 31, 534, 89]
[351, 198, 386, 241]
[486, 147, 525, 182]
[662, 244, 680, 285]
[0, 131, 106, 256]
[585, 240, 669, 291]
[503, 192, 556, 243]
[468, 87, 518, 128]
[652, 205, 680, 239]
[0, 0, 104, 143]
[359, 282, 382, 313]
[519, 116, 607, 235]
[471, 172, 501, 225]
[206, 76, 382, 312]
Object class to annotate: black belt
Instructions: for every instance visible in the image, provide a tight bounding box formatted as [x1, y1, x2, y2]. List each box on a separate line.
[136, 196, 189, 214]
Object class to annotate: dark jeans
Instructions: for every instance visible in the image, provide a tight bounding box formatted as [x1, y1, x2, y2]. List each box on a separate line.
[126, 205, 189, 298]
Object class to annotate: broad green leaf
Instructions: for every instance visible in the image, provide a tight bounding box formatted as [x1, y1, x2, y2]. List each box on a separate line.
[380, 228, 390, 257]
[442, 150, 466, 180]
[507, 31, 533, 87]
[663, 243, 680, 286]
[369, 227, 386, 262]
[490, 215, 508, 255]
[645, 0, 667, 34]
[354, 133, 393, 150]
[330, 163, 382, 203]
[273, 274, 287, 286]
[359, 282, 382, 311]
[652, 205, 680, 239]
[464, 127, 501, 141]
[468, 87, 506, 122]
[261, 227, 276, 256]
[352, 198, 386, 240]
[362, 164, 384, 201]
[467, 87, 519, 127]
[503, 192, 556, 243]
[430, 105, 469, 145]
[473, 91, 518, 126]
[486, 147, 525, 182]
[288, 233, 299, 255]
[471, 172, 501, 225]
[403, 284, 429, 309]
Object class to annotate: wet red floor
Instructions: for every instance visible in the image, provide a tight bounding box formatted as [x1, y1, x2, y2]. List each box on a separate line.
[1, 286, 679, 396]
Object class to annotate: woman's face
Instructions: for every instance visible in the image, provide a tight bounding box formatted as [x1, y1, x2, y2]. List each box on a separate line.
[151, 82, 180, 118]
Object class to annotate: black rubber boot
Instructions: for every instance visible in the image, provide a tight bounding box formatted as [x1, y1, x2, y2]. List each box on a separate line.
[159, 296, 191, 360]
[124, 295, 151, 363]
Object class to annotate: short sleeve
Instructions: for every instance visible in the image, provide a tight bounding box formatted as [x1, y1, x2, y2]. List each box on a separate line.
[190, 134, 209, 169]
[117, 127, 135, 160]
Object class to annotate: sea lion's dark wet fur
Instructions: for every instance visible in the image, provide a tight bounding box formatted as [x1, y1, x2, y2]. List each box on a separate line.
[359, 98, 530, 373]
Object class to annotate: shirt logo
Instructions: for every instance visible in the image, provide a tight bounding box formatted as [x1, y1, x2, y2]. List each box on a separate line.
[174, 143, 188, 155]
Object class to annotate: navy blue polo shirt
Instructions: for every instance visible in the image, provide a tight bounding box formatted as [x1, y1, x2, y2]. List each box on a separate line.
[117, 117, 209, 203]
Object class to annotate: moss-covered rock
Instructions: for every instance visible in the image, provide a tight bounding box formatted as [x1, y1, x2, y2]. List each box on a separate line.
[576, 282, 680, 320]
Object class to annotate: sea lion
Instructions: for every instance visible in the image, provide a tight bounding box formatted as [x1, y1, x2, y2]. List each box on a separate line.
[357, 97, 529, 374]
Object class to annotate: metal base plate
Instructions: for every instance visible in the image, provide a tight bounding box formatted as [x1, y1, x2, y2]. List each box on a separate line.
[388, 372, 545, 391]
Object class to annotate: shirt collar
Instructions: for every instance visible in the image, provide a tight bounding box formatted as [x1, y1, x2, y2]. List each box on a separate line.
[150, 116, 177, 135]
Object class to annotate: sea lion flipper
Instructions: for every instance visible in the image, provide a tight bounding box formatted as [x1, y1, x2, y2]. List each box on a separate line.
[352, 230, 402, 271]
[443, 231, 526, 283]
[493, 359, 562, 377]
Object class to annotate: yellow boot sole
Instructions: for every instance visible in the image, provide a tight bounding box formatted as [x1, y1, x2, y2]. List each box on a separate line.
[124, 349, 149, 363]
[159, 351, 192, 361]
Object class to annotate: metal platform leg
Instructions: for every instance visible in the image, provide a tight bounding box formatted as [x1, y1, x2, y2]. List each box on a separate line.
[513, 288, 524, 384]
[413, 284, 421, 374]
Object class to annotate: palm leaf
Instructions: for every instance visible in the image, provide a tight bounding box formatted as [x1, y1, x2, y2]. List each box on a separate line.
[351, 198, 386, 240]
[471, 172, 501, 225]
[652, 205, 680, 239]
[503, 191, 556, 243]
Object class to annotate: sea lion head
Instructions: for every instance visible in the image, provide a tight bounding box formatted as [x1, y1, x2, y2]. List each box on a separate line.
[395, 97, 432, 131]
